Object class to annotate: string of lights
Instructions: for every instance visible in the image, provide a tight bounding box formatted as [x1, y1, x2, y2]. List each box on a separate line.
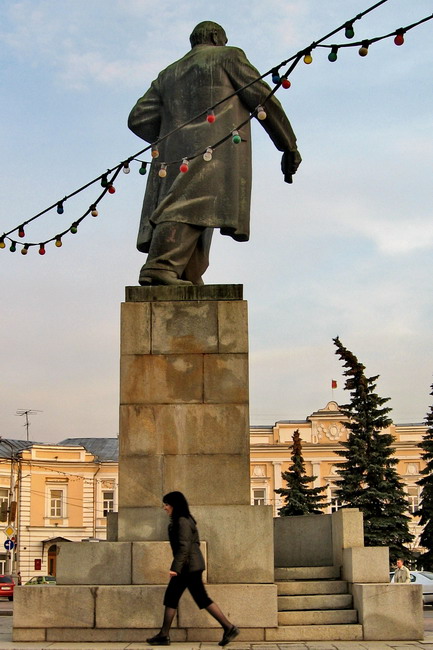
[1, 2, 431, 255]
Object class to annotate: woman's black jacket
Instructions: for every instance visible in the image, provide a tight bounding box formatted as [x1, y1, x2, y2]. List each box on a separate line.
[168, 515, 205, 575]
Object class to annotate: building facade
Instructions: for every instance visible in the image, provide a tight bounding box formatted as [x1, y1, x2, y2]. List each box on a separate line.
[250, 402, 426, 554]
[0, 438, 117, 581]
[0, 404, 428, 580]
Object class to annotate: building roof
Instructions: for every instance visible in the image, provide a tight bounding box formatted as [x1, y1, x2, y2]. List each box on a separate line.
[58, 438, 118, 462]
[0, 439, 43, 458]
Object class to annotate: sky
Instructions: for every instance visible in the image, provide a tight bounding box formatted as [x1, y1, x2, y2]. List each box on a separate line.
[1, 0, 432, 443]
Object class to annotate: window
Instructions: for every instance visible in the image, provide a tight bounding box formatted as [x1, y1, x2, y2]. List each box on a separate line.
[45, 482, 68, 521]
[253, 488, 266, 506]
[406, 485, 420, 514]
[103, 491, 114, 517]
[50, 490, 63, 517]
[329, 484, 340, 513]
[0, 488, 8, 506]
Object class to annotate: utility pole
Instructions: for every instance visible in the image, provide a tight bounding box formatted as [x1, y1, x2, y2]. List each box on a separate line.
[0, 438, 17, 575]
[15, 409, 42, 441]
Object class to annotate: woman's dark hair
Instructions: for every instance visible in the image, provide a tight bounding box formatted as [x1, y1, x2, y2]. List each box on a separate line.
[163, 491, 195, 521]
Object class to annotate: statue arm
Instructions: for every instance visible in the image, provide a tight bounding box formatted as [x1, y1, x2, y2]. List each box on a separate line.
[225, 48, 301, 180]
[128, 80, 162, 143]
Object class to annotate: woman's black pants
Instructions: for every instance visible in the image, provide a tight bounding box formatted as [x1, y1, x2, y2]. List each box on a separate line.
[163, 570, 213, 609]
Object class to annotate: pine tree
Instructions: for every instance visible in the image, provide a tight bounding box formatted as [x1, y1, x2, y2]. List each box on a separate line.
[417, 384, 433, 569]
[333, 336, 413, 562]
[275, 429, 328, 516]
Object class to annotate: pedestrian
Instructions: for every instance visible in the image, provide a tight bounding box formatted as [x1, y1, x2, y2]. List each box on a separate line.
[17, 571, 22, 586]
[147, 491, 239, 646]
[129, 20, 301, 286]
[394, 558, 411, 583]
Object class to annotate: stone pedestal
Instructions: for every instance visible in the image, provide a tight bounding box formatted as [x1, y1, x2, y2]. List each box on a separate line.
[118, 284, 250, 514]
[13, 285, 277, 643]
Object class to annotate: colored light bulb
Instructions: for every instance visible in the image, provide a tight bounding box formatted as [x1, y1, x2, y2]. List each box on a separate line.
[257, 105, 267, 120]
[272, 69, 281, 84]
[139, 162, 147, 175]
[55, 236, 62, 247]
[281, 78, 291, 89]
[203, 147, 213, 162]
[0, 239, 5, 249]
[394, 32, 404, 46]
[21, 245, 29, 255]
[123, 162, 130, 174]
[57, 201, 64, 214]
[207, 110, 216, 123]
[70, 224, 78, 234]
[151, 146, 159, 159]
[18, 226, 25, 238]
[91, 205, 98, 217]
[108, 184, 116, 194]
[180, 158, 189, 173]
[328, 46, 338, 62]
[158, 164, 167, 178]
[39, 244, 46, 255]
[232, 130, 241, 144]
[10, 242, 16, 252]
[303, 52, 313, 64]
[101, 174, 109, 188]
[359, 41, 369, 57]
[345, 23, 354, 39]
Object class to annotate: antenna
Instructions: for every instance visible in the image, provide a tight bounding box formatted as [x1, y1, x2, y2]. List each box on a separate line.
[15, 409, 42, 441]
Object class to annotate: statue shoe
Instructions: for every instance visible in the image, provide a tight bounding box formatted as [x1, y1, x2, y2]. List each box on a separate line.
[139, 270, 193, 286]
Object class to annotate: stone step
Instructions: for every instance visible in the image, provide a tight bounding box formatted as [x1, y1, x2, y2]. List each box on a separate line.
[265, 623, 363, 642]
[277, 579, 348, 596]
[278, 608, 358, 626]
[278, 593, 353, 611]
[275, 566, 340, 581]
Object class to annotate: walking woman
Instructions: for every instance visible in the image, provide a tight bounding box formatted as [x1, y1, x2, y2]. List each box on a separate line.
[147, 491, 239, 646]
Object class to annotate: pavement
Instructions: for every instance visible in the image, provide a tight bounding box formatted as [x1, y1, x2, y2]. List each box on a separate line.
[1, 603, 433, 650]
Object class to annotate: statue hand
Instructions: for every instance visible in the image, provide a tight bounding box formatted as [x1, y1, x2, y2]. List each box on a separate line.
[281, 150, 302, 184]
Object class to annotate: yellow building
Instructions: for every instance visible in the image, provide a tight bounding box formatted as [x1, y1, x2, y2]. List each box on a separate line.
[0, 438, 117, 581]
[250, 401, 426, 553]
[0, 405, 428, 580]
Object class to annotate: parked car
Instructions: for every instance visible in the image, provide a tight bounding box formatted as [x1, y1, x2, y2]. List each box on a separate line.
[0, 575, 15, 601]
[25, 575, 56, 586]
[390, 570, 433, 604]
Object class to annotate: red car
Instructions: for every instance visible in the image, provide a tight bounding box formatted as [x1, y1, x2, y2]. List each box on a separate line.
[0, 575, 15, 601]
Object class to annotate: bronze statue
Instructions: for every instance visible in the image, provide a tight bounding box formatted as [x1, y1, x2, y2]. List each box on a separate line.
[128, 21, 301, 286]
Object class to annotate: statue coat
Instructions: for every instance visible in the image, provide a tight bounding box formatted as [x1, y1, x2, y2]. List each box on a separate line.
[128, 44, 299, 253]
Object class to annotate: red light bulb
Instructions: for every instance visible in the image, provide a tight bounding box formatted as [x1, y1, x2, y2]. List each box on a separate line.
[180, 159, 189, 173]
[207, 110, 215, 123]
[281, 79, 291, 89]
[394, 33, 404, 46]
[108, 185, 116, 194]
[39, 244, 46, 255]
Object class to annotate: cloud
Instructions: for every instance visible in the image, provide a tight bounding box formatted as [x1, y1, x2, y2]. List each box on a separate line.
[346, 216, 433, 255]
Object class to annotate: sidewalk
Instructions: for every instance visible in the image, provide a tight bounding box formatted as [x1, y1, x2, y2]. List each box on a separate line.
[1, 615, 433, 650]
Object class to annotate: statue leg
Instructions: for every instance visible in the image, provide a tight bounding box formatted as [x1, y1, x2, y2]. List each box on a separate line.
[139, 222, 212, 286]
[180, 227, 213, 285]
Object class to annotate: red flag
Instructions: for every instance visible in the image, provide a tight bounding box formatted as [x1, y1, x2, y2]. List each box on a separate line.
[331, 380, 337, 389]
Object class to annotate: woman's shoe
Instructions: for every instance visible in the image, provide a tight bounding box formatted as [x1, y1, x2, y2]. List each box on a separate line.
[146, 633, 171, 645]
[219, 625, 239, 646]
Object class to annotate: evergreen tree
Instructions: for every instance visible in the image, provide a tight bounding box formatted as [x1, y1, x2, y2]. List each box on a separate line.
[417, 384, 433, 569]
[275, 429, 328, 516]
[333, 336, 413, 562]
